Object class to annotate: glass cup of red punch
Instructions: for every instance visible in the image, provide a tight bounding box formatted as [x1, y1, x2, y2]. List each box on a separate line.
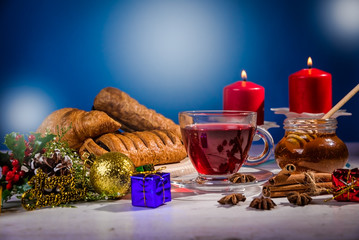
[179, 110, 274, 184]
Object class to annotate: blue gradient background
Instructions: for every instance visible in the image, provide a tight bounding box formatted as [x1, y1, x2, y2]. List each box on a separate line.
[1, 0, 359, 150]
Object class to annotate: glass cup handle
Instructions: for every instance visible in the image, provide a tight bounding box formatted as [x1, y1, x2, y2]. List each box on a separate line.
[245, 126, 274, 166]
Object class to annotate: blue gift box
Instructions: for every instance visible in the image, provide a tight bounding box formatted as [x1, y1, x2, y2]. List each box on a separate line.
[131, 172, 171, 208]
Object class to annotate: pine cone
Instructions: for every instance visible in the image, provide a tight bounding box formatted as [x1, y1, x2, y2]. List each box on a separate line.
[228, 173, 256, 183]
[287, 191, 312, 206]
[249, 196, 276, 210]
[218, 193, 246, 205]
[30, 149, 73, 177]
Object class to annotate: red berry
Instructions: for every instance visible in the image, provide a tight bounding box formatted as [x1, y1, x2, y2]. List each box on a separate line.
[6, 171, 14, 179]
[19, 170, 25, 177]
[15, 134, 23, 141]
[13, 174, 20, 183]
[41, 148, 46, 154]
[9, 153, 14, 160]
[6, 182, 13, 190]
[2, 165, 9, 175]
[13, 165, 20, 172]
[28, 134, 36, 142]
[12, 159, 19, 167]
[6, 171, 14, 181]
[25, 148, 32, 157]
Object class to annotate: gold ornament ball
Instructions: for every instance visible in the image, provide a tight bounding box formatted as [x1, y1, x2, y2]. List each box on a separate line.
[90, 152, 135, 197]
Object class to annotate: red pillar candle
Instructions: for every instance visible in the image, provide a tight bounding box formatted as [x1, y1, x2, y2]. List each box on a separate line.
[223, 70, 265, 125]
[289, 57, 332, 114]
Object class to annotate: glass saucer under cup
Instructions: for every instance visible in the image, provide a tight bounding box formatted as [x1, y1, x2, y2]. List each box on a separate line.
[171, 166, 273, 193]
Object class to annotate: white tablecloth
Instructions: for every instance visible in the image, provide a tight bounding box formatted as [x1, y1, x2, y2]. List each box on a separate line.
[1, 143, 359, 240]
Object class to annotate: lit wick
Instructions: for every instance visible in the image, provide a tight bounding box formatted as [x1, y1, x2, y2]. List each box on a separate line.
[307, 57, 313, 69]
[241, 70, 247, 81]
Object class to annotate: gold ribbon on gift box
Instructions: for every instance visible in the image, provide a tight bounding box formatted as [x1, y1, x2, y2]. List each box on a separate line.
[325, 170, 358, 202]
[134, 166, 166, 207]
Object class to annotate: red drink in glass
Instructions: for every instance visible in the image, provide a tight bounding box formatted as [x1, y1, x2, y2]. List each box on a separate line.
[181, 123, 255, 175]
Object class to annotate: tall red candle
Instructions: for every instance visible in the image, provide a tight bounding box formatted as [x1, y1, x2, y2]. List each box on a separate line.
[289, 57, 332, 113]
[223, 70, 265, 125]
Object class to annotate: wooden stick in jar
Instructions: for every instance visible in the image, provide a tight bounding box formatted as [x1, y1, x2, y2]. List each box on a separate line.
[322, 83, 359, 119]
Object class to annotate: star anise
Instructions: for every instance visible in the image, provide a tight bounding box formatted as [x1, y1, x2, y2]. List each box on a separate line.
[249, 196, 276, 210]
[287, 191, 312, 206]
[218, 193, 246, 205]
[228, 173, 256, 183]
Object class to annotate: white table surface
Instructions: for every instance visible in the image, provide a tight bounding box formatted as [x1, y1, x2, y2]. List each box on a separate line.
[1, 143, 359, 240]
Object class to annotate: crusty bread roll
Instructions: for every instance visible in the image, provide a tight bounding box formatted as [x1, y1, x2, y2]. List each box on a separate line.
[79, 130, 187, 167]
[36, 108, 122, 150]
[93, 87, 181, 137]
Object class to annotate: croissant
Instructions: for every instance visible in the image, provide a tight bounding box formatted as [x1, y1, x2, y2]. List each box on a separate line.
[36, 108, 122, 150]
[93, 87, 181, 137]
[79, 130, 187, 167]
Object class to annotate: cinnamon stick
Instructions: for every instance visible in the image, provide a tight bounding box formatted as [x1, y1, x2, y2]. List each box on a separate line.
[264, 190, 306, 198]
[269, 172, 332, 186]
[262, 182, 332, 198]
[264, 187, 332, 198]
[267, 182, 332, 192]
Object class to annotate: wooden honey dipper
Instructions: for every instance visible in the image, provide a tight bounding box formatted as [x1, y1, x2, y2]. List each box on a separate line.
[322, 84, 359, 119]
[285, 84, 359, 149]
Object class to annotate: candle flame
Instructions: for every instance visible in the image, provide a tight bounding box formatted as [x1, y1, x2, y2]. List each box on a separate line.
[241, 70, 247, 81]
[307, 57, 313, 68]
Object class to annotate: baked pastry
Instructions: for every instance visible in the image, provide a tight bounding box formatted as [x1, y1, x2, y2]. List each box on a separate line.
[93, 87, 181, 137]
[79, 130, 187, 167]
[36, 108, 122, 150]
